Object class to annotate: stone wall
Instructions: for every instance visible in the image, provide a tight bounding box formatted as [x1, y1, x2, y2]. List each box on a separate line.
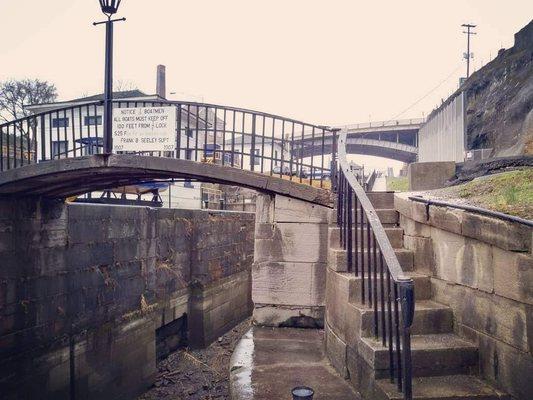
[395, 193, 532, 399]
[0, 199, 254, 400]
[252, 194, 330, 327]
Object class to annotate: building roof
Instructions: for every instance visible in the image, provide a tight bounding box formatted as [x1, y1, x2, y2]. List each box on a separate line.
[25, 90, 165, 113]
[66, 89, 150, 103]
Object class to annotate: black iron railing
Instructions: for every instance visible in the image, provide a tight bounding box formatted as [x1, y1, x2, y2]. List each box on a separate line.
[364, 169, 377, 191]
[0, 100, 334, 189]
[334, 130, 414, 400]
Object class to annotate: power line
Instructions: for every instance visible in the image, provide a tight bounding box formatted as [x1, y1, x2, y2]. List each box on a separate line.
[387, 64, 463, 122]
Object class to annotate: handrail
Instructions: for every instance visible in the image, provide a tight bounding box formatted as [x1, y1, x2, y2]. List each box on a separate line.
[364, 169, 378, 192]
[336, 118, 426, 131]
[335, 130, 414, 400]
[409, 196, 533, 227]
[0, 100, 334, 190]
[337, 132, 410, 282]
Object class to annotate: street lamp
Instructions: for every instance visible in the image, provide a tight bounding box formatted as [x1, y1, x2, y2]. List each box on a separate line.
[99, 0, 122, 15]
[94, 0, 126, 153]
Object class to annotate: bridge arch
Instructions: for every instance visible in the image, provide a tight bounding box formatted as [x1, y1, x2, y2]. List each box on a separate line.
[0, 154, 332, 206]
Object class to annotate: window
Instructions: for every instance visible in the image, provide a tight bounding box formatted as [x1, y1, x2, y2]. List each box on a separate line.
[185, 149, 193, 160]
[84, 116, 102, 126]
[186, 128, 194, 138]
[52, 118, 69, 128]
[253, 149, 260, 165]
[52, 141, 68, 159]
[274, 150, 279, 166]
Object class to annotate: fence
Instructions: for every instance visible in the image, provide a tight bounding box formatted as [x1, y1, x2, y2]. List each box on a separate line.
[335, 130, 415, 400]
[0, 100, 335, 189]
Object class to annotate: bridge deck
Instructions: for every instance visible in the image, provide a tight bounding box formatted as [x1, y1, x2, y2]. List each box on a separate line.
[0, 155, 333, 207]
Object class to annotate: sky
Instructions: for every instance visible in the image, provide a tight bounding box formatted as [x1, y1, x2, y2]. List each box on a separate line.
[1, 0, 531, 172]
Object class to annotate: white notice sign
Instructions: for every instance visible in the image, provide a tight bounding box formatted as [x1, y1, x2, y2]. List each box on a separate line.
[112, 107, 177, 152]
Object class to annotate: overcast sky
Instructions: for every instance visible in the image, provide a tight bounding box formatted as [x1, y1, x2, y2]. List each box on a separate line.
[1, 1, 531, 171]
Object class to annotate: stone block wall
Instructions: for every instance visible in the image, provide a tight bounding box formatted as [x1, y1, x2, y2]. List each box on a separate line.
[0, 199, 254, 400]
[395, 193, 533, 399]
[252, 194, 330, 327]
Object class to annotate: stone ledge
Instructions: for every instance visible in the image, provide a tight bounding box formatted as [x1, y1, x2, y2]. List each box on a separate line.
[395, 193, 531, 253]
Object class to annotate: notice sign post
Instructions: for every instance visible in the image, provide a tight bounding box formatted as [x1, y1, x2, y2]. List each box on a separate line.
[112, 106, 177, 152]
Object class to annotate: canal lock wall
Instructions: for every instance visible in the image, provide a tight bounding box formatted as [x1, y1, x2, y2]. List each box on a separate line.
[0, 199, 254, 400]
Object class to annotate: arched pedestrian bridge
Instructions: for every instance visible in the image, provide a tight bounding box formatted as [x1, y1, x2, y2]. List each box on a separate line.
[0, 154, 332, 206]
[0, 100, 421, 204]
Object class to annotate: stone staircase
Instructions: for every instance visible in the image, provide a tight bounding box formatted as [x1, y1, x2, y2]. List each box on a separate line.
[328, 192, 510, 400]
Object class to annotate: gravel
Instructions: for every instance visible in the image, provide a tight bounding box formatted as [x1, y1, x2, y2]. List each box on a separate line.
[138, 318, 252, 400]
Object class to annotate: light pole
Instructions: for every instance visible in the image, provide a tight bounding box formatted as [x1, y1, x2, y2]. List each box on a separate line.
[94, 0, 126, 154]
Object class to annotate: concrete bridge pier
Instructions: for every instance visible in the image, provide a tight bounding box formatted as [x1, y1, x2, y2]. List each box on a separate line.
[252, 194, 331, 328]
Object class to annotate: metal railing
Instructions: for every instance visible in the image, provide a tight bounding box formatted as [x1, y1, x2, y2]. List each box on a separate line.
[337, 118, 425, 131]
[0, 100, 334, 189]
[334, 130, 415, 400]
[364, 169, 377, 191]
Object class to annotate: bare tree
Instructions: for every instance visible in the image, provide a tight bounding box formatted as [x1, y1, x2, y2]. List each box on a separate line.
[0, 79, 57, 123]
[114, 79, 138, 92]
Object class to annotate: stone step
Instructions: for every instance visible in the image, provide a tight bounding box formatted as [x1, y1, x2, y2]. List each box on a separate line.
[329, 247, 414, 272]
[351, 209, 399, 225]
[355, 300, 454, 337]
[367, 192, 395, 209]
[348, 272, 432, 303]
[329, 226, 404, 249]
[332, 209, 399, 225]
[375, 375, 510, 400]
[360, 334, 478, 379]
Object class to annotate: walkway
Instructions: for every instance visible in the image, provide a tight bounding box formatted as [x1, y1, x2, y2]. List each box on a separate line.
[372, 176, 387, 191]
[229, 327, 359, 400]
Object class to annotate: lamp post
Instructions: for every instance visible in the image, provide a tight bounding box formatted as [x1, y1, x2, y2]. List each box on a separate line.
[94, 0, 126, 154]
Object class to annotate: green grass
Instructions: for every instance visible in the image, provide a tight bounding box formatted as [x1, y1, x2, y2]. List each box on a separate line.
[386, 176, 408, 192]
[456, 168, 533, 219]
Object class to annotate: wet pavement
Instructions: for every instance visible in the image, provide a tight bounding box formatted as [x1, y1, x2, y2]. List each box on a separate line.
[229, 327, 359, 400]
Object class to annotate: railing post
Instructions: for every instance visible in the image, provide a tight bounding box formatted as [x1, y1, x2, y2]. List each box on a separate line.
[250, 114, 256, 171]
[399, 280, 415, 400]
[331, 128, 339, 192]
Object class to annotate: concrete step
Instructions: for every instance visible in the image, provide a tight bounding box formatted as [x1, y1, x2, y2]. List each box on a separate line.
[348, 272, 432, 304]
[332, 209, 399, 225]
[367, 192, 395, 209]
[360, 334, 478, 379]
[355, 300, 454, 337]
[329, 247, 414, 272]
[329, 226, 404, 249]
[375, 375, 510, 400]
[353, 209, 399, 225]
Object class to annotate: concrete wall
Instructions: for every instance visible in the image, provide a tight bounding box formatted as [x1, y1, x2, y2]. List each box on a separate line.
[394, 193, 533, 399]
[0, 199, 254, 400]
[252, 194, 330, 327]
[408, 161, 456, 190]
[419, 92, 466, 163]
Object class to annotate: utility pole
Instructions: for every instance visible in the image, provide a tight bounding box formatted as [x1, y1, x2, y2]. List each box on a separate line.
[462, 23, 476, 79]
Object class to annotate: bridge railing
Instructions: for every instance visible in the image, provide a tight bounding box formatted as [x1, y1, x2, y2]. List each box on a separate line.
[335, 130, 415, 400]
[337, 118, 425, 131]
[0, 100, 335, 189]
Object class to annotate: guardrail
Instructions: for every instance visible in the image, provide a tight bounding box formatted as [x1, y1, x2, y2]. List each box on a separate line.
[0, 100, 334, 189]
[364, 169, 377, 191]
[334, 130, 415, 400]
[336, 118, 425, 132]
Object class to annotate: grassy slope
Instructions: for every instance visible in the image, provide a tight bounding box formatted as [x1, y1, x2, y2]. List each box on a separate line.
[386, 176, 408, 192]
[444, 169, 533, 219]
